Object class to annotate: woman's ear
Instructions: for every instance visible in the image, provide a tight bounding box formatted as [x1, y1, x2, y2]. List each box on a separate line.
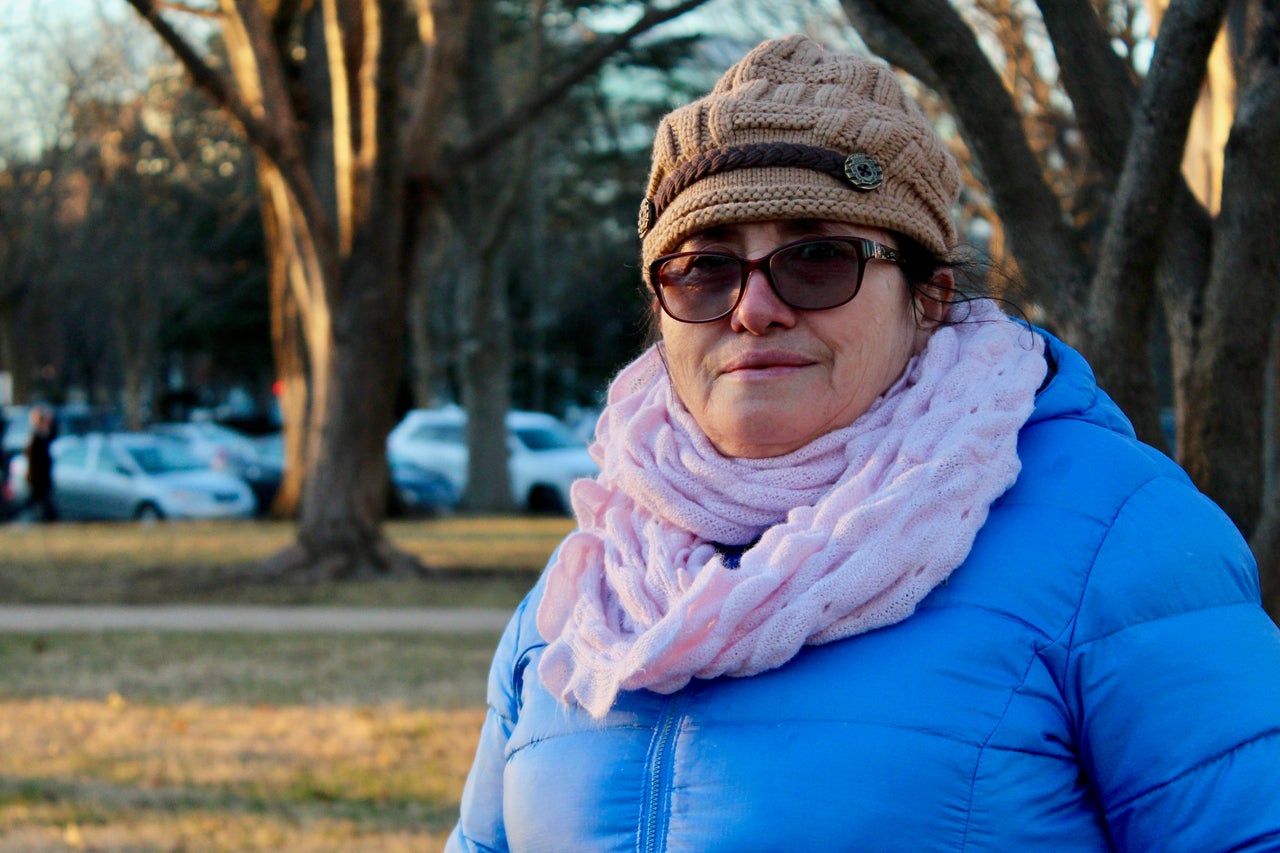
[913, 267, 955, 329]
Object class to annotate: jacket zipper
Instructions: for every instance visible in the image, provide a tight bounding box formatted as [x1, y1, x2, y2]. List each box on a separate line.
[640, 693, 687, 853]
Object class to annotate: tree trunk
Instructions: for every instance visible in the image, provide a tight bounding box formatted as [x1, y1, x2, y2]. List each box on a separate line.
[293, 223, 416, 574]
[456, 243, 515, 511]
[405, 211, 451, 409]
[1254, 314, 1280, 621]
[1183, 0, 1280, 535]
[1156, 191, 1214, 462]
[449, 0, 517, 513]
[261, 174, 308, 517]
[0, 305, 15, 403]
[1083, 0, 1228, 446]
[276, 0, 425, 577]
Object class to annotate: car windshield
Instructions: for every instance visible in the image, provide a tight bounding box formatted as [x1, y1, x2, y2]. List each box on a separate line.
[123, 442, 206, 474]
[513, 424, 578, 451]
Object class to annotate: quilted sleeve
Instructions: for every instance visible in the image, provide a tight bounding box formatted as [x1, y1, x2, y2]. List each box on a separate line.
[446, 587, 542, 853]
[1066, 476, 1280, 851]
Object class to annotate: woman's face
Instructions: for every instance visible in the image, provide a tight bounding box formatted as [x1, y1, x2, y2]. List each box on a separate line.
[658, 219, 933, 458]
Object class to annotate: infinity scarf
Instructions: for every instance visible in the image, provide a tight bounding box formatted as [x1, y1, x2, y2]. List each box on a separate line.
[536, 300, 1047, 718]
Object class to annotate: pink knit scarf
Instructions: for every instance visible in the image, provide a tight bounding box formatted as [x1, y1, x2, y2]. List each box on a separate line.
[536, 300, 1047, 718]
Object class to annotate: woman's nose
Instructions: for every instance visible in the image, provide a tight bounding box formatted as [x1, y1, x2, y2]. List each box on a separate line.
[731, 267, 796, 333]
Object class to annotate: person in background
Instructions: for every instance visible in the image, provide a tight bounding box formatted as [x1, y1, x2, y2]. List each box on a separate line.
[448, 35, 1280, 852]
[17, 405, 57, 522]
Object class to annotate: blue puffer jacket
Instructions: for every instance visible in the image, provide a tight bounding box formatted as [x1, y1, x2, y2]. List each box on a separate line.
[448, 334, 1280, 852]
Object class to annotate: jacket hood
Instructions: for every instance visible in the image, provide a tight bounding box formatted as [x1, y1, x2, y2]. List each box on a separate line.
[1029, 328, 1137, 440]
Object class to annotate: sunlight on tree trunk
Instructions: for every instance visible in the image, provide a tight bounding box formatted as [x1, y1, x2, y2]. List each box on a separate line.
[127, 0, 714, 578]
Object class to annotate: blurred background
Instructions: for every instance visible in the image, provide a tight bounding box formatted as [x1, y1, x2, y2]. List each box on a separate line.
[0, 0, 1274, 592]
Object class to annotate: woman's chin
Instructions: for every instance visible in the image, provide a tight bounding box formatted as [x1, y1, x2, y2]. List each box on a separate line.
[704, 418, 819, 459]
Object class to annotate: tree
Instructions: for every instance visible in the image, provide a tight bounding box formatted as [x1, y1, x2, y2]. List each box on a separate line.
[126, 0, 712, 577]
[839, 0, 1280, 616]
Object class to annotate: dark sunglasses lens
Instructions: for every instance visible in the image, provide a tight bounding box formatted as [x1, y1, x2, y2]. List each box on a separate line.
[656, 254, 742, 321]
[771, 240, 865, 310]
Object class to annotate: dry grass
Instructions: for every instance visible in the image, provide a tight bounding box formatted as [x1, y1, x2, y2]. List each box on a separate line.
[0, 630, 502, 849]
[0, 632, 501, 707]
[0, 516, 572, 571]
[0, 516, 569, 850]
[0, 697, 484, 850]
[0, 516, 572, 605]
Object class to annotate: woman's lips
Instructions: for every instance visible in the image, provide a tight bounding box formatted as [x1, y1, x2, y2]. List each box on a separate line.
[721, 351, 816, 375]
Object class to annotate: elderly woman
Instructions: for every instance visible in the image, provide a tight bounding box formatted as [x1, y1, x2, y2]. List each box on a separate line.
[448, 35, 1280, 852]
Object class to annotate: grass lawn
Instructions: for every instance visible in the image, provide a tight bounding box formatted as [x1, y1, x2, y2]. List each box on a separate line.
[0, 515, 571, 850]
[0, 696, 486, 850]
[0, 516, 571, 605]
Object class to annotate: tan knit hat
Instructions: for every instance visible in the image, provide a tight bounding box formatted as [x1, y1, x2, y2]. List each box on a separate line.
[638, 35, 962, 271]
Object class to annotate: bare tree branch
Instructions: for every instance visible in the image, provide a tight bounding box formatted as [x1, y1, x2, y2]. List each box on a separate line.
[124, 0, 277, 154]
[1035, 0, 1213, 266]
[155, 0, 220, 18]
[401, 0, 476, 179]
[126, 0, 337, 262]
[1034, 0, 1138, 180]
[839, 0, 943, 90]
[435, 0, 714, 178]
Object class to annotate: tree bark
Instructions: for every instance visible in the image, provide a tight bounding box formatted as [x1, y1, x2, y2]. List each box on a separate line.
[1188, 0, 1280, 535]
[450, 0, 515, 512]
[840, 0, 943, 90]
[287, 0, 423, 576]
[1038, 0, 1217, 451]
[456, 241, 515, 511]
[261, 175, 308, 517]
[1085, 0, 1229, 446]
[1255, 313, 1280, 621]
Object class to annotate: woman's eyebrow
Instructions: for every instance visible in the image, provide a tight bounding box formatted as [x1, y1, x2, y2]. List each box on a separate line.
[685, 225, 742, 245]
[777, 219, 841, 237]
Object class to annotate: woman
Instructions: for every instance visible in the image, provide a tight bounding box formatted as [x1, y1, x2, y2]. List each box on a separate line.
[449, 36, 1280, 851]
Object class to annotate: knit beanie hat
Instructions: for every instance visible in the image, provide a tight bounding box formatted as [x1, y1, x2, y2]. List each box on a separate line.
[638, 35, 962, 270]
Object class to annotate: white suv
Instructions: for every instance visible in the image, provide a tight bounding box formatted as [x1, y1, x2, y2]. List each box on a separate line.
[387, 406, 598, 513]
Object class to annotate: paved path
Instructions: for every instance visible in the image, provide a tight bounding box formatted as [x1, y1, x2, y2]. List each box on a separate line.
[0, 605, 512, 633]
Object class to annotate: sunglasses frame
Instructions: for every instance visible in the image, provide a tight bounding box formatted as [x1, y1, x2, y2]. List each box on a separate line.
[648, 236, 903, 324]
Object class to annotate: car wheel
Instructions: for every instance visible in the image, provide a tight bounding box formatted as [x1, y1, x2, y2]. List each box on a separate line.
[135, 502, 165, 522]
[526, 485, 566, 515]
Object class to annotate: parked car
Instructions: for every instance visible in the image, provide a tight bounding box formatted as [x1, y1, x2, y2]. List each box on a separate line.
[387, 406, 599, 513]
[253, 433, 459, 517]
[149, 421, 282, 511]
[2, 406, 28, 459]
[7, 432, 256, 521]
[388, 458, 461, 517]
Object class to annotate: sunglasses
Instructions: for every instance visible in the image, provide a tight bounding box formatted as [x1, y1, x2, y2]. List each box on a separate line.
[648, 236, 903, 324]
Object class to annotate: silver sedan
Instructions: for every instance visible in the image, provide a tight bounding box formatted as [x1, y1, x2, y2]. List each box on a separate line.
[8, 432, 256, 521]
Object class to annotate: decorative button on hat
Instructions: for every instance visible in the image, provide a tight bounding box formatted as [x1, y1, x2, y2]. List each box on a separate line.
[637, 198, 655, 238]
[843, 153, 883, 191]
[639, 35, 962, 268]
